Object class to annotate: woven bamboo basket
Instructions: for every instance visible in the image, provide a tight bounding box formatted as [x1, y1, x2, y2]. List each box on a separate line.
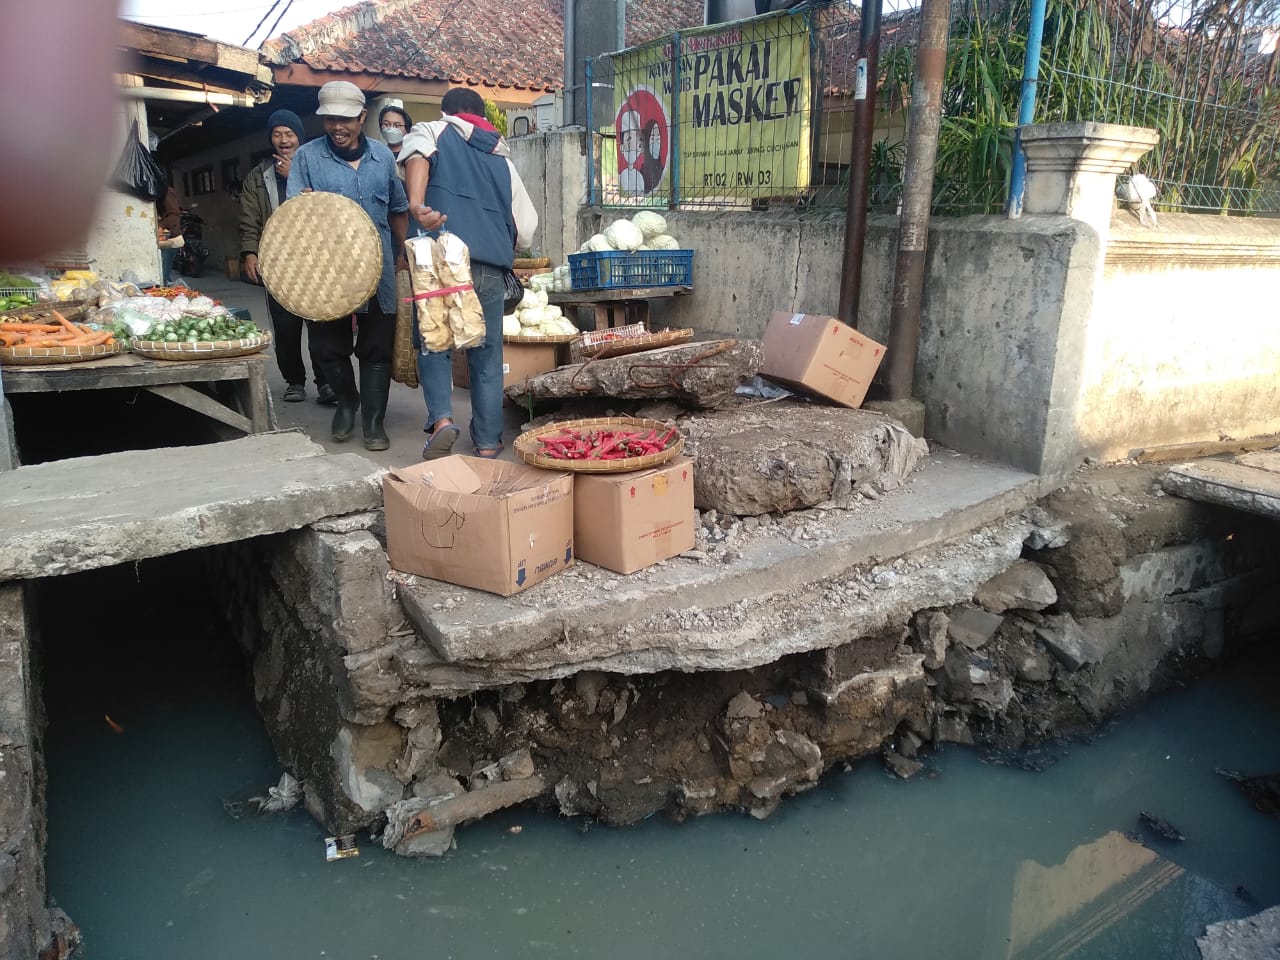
[0, 340, 126, 366]
[258, 193, 382, 321]
[0, 299, 95, 324]
[514, 416, 684, 473]
[392, 269, 419, 387]
[513, 257, 551, 270]
[130, 332, 272, 361]
[569, 327, 694, 363]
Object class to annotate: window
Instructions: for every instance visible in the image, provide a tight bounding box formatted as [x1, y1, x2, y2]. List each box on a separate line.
[511, 116, 531, 137]
[191, 166, 215, 195]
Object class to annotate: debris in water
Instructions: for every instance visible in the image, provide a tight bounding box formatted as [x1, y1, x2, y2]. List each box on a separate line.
[104, 714, 124, 734]
[325, 834, 359, 861]
[1138, 811, 1185, 842]
[250, 772, 302, 814]
[508, 825, 523, 835]
[224, 772, 302, 819]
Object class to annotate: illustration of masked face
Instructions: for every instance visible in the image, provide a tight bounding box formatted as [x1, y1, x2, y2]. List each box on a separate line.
[619, 110, 645, 194]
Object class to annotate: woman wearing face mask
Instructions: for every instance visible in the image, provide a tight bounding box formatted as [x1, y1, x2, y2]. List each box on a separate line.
[378, 103, 413, 176]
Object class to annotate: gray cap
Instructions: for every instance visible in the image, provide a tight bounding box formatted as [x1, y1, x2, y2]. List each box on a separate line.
[316, 81, 366, 118]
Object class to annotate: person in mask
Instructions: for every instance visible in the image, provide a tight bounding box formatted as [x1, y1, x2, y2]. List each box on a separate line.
[378, 103, 413, 176]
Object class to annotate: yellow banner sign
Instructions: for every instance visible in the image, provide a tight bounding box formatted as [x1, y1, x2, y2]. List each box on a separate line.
[609, 10, 814, 203]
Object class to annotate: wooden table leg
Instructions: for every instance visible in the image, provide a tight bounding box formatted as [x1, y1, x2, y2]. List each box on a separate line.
[244, 361, 274, 432]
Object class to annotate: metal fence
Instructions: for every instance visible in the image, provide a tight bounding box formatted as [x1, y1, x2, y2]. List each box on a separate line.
[587, 0, 1279, 215]
[1034, 0, 1280, 214]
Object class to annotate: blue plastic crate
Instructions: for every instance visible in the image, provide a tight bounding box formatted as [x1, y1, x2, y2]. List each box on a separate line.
[568, 249, 693, 291]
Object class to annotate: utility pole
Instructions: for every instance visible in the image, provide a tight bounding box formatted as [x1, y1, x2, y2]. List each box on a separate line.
[837, 0, 883, 329]
[885, 0, 950, 400]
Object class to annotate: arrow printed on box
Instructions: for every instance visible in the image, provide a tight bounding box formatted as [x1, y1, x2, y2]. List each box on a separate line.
[516, 566, 527, 586]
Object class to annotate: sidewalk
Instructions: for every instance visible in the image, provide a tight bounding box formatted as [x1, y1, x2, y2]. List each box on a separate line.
[193, 271, 522, 468]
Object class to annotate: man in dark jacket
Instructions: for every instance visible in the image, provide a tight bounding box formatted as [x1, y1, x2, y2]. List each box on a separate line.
[400, 87, 537, 459]
[239, 109, 333, 404]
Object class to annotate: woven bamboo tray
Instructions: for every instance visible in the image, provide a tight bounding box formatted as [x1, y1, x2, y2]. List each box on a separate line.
[258, 192, 382, 322]
[0, 299, 94, 324]
[513, 257, 551, 270]
[503, 332, 580, 345]
[392, 268, 418, 387]
[0, 340, 126, 366]
[515, 416, 684, 473]
[130, 332, 272, 361]
[570, 327, 693, 363]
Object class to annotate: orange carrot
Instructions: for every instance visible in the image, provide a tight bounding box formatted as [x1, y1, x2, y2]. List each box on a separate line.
[51, 310, 79, 337]
[0, 322, 61, 333]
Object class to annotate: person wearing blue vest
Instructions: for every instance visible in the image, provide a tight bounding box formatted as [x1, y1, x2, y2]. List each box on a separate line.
[399, 87, 537, 459]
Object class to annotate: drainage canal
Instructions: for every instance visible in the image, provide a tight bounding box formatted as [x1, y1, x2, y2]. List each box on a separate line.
[31, 545, 1280, 959]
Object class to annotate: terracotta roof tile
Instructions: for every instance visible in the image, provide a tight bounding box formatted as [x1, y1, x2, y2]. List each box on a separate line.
[264, 0, 704, 90]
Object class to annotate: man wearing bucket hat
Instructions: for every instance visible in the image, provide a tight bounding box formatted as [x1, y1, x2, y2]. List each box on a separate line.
[239, 109, 334, 406]
[287, 80, 409, 451]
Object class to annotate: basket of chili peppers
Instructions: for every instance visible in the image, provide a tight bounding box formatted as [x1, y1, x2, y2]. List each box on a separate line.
[514, 416, 684, 473]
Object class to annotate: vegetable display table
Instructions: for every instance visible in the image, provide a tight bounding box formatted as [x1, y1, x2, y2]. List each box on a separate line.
[548, 286, 692, 332]
[1, 352, 277, 463]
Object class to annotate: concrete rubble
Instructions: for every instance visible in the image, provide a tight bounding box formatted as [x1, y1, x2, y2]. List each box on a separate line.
[1197, 905, 1280, 960]
[681, 400, 929, 515]
[504, 338, 764, 409]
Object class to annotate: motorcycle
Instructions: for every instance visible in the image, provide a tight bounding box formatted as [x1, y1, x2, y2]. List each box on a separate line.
[174, 205, 209, 278]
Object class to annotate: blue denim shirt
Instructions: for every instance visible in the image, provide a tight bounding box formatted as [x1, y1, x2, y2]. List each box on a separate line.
[287, 136, 408, 313]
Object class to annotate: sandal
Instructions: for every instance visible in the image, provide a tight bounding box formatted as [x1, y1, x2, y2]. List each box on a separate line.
[421, 422, 461, 460]
[473, 441, 504, 460]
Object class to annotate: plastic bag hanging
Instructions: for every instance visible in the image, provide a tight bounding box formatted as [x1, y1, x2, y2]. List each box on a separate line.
[109, 118, 166, 201]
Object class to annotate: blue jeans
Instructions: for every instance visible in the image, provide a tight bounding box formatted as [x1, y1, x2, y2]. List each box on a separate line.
[415, 261, 505, 450]
[160, 247, 177, 284]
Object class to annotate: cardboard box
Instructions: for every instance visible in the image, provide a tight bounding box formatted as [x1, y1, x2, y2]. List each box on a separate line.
[451, 342, 560, 395]
[573, 456, 696, 574]
[760, 312, 886, 408]
[384, 455, 574, 596]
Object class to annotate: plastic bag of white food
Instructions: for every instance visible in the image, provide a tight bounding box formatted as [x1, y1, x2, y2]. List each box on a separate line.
[432, 232, 486, 350]
[406, 235, 450, 351]
[502, 314, 521, 337]
[182, 295, 220, 317]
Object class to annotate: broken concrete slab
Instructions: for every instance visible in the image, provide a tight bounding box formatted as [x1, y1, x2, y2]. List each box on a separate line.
[1035, 613, 1106, 671]
[394, 452, 1038, 692]
[947, 607, 1004, 650]
[1162, 457, 1280, 518]
[1197, 904, 1280, 960]
[975, 560, 1058, 613]
[682, 401, 928, 516]
[504, 339, 763, 409]
[0, 432, 384, 581]
[914, 610, 949, 669]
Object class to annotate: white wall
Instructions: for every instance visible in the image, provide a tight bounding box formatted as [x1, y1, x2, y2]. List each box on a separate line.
[508, 130, 590, 262]
[85, 80, 164, 283]
[1077, 214, 1280, 459]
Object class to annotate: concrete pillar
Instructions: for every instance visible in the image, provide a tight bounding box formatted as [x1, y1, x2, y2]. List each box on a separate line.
[1019, 122, 1159, 239]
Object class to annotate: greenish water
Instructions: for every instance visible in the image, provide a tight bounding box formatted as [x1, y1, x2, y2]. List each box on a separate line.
[40, 567, 1280, 960]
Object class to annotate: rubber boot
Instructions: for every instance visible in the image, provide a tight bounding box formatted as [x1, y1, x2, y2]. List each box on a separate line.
[324, 359, 359, 442]
[359, 362, 392, 451]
